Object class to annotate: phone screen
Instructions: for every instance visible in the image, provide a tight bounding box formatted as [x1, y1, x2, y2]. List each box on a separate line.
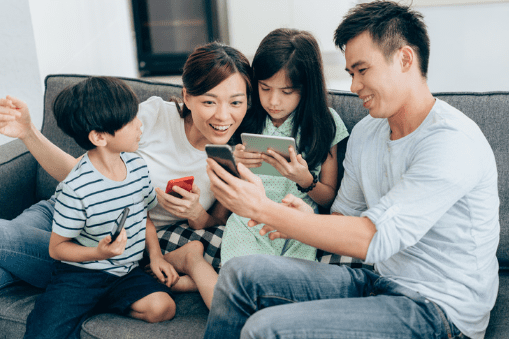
[205, 144, 240, 178]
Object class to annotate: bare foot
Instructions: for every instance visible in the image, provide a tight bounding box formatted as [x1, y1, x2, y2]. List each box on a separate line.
[164, 241, 205, 275]
[171, 275, 198, 293]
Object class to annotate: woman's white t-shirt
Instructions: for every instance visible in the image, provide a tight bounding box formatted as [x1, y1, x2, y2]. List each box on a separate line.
[135, 96, 216, 229]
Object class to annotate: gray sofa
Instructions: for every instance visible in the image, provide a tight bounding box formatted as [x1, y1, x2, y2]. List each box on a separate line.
[0, 74, 507, 338]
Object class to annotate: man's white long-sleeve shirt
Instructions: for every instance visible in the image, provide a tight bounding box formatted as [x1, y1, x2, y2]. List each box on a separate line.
[331, 98, 499, 339]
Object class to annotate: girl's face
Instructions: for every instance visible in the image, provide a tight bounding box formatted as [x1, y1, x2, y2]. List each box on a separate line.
[258, 69, 301, 127]
[183, 73, 248, 150]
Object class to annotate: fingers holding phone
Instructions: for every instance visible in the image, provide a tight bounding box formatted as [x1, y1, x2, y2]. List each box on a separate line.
[233, 144, 263, 168]
[98, 228, 127, 260]
[156, 176, 204, 221]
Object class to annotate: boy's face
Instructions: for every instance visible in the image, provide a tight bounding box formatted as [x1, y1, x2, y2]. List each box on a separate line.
[344, 31, 405, 120]
[107, 116, 143, 153]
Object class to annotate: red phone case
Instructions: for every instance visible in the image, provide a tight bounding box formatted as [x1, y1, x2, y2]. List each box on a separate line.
[165, 176, 194, 197]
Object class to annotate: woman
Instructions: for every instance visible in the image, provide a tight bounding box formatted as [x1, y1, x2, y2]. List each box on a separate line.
[0, 41, 251, 289]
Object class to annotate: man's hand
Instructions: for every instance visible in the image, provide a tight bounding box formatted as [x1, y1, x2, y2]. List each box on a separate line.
[206, 159, 267, 220]
[249, 194, 314, 241]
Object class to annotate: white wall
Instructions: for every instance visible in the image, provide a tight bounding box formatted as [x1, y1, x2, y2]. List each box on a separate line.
[227, 0, 509, 93]
[0, 0, 137, 146]
[419, 2, 509, 92]
[0, 0, 43, 146]
[29, 0, 137, 84]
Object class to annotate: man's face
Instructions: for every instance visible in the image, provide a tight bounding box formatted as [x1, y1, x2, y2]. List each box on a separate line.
[344, 31, 404, 120]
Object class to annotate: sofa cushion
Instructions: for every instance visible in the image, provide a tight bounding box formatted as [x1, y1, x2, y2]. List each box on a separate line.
[0, 281, 209, 339]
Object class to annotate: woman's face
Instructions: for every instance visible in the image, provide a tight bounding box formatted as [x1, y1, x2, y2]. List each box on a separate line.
[183, 73, 248, 150]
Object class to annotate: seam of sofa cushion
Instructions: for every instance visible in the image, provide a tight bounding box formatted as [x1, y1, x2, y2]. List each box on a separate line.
[0, 312, 28, 325]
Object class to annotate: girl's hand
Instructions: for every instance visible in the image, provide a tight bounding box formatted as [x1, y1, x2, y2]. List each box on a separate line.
[262, 146, 314, 187]
[96, 228, 127, 260]
[233, 144, 263, 168]
[149, 256, 180, 288]
[249, 194, 314, 240]
[155, 184, 204, 222]
[0, 96, 33, 140]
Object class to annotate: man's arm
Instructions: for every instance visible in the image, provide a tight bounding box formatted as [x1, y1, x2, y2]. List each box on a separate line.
[207, 159, 376, 260]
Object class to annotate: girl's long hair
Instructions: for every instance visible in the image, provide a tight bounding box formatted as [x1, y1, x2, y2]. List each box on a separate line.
[234, 28, 335, 171]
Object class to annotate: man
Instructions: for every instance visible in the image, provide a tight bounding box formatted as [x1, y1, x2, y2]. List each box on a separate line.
[204, 1, 499, 338]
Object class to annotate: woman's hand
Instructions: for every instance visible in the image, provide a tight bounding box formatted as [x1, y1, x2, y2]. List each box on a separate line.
[233, 143, 263, 168]
[155, 184, 205, 222]
[262, 146, 314, 188]
[0, 96, 33, 140]
[249, 194, 314, 241]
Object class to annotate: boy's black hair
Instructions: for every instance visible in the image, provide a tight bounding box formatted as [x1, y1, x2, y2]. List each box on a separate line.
[53, 76, 139, 150]
[334, 0, 430, 78]
[233, 28, 336, 171]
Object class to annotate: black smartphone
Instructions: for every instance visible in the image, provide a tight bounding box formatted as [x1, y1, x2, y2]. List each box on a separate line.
[111, 207, 129, 242]
[205, 144, 241, 178]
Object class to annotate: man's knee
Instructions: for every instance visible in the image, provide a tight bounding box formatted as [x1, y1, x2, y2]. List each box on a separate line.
[220, 254, 276, 283]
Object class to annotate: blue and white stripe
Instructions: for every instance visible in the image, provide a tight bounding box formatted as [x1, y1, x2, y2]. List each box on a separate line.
[52, 152, 158, 276]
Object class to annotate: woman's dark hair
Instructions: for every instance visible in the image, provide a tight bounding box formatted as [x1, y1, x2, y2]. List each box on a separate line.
[334, 0, 430, 78]
[174, 41, 252, 119]
[53, 76, 139, 150]
[234, 28, 336, 171]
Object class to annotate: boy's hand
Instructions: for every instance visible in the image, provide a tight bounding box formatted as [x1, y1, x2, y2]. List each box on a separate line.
[149, 256, 179, 288]
[96, 228, 127, 260]
[0, 96, 33, 140]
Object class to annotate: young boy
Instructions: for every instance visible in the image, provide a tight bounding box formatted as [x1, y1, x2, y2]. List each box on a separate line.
[23, 76, 179, 339]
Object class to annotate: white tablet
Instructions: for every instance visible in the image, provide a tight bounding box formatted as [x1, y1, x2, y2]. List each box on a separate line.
[240, 133, 297, 176]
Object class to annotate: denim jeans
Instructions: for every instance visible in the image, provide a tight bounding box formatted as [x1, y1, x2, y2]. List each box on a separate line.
[204, 255, 466, 339]
[0, 199, 55, 289]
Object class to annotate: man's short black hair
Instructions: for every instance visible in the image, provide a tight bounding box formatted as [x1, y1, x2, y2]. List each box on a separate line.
[334, 0, 430, 78]
[53, 76, 139, 150]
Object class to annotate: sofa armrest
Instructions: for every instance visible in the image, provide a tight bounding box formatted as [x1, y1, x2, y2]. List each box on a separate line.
[0, 139, 38, 220]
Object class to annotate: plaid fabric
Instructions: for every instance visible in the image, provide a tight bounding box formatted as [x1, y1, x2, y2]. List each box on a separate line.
[157, 221, 374, 271]
[316, 249, 374, 270]
[157, 221, 224, 270]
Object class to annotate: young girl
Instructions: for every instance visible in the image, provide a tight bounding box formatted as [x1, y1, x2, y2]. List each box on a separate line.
[163, 28, 349, 309]
[220, 27, 349, 264]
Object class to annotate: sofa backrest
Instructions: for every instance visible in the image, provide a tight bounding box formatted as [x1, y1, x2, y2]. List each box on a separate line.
[40, 74, 509, 268]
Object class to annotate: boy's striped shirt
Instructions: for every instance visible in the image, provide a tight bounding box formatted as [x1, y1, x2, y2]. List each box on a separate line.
[52, 152, 157, 276]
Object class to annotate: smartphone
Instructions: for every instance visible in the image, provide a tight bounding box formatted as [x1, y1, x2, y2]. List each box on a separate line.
[241, 133, 297, 161]
[165, 176, 194, 198]
[205, 144, 240, 178]
[240, 133, 297, 176]
[111, 207, 129, 242]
